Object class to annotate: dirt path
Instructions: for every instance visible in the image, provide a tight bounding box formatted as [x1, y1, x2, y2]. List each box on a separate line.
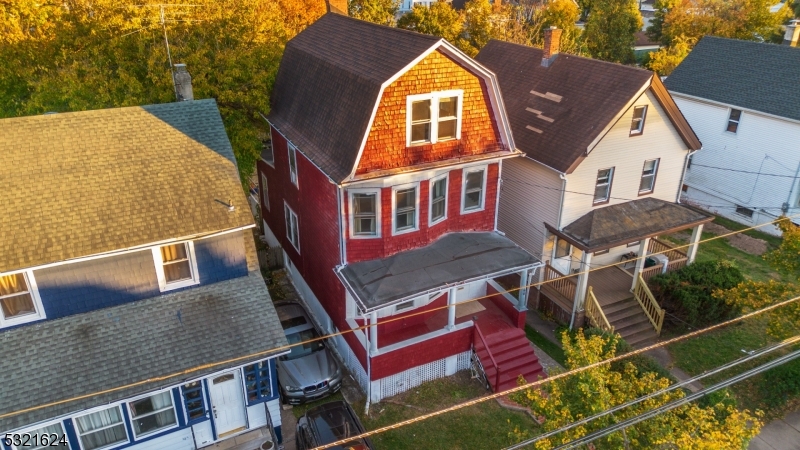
[704, 222, 768, 255]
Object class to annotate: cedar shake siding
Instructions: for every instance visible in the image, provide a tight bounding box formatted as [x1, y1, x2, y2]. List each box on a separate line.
[357, 51, 502, 174]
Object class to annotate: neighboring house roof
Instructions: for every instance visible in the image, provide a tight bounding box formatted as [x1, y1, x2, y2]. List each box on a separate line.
[665, 36, 800, 122]
[0, 272, 287, 431]
[268, 13, 439, 182]
[0, 99, 253, 273]
[634, 31, 659, 48]
[337, 232, 541, 312]
[475, 40, 700, 174]
[545, 198, 713, 252]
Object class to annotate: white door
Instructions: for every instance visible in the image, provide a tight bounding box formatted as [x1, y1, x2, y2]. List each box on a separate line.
[208, 371, 247, 438]
[552, 238, 572, 275]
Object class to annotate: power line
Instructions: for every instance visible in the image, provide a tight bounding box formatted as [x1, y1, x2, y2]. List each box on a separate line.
[690, 163, 800, 179]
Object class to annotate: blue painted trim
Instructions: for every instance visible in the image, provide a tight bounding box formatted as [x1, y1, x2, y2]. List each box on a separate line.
[274, 425, 282, 444]
[63, 418, 79, 450]
[172, 389, 186, 428]
[203, 378, 218, 441]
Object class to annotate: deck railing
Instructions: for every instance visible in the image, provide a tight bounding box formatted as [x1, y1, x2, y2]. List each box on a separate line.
[633, 273, 665, 335]
[649, 238, 688, 263]
[543, 263, 577, 302]
[640, 264, 664, 283]
[584, 286, 615, 335]
[473, 323, 500, 391]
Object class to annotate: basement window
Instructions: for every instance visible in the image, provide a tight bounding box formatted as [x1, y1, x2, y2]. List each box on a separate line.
[406, 91, 463, 146]
[735, 205, 754, 218]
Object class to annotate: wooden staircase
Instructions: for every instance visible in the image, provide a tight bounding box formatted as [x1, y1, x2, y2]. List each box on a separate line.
[473, 325, 547, 393]
[603, 297, 659, 348]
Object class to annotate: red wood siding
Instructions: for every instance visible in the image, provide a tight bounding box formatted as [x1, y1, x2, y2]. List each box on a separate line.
[486, 282, 526, 329]
[370, 326, 473, 380]
[356, 50, 502, 175]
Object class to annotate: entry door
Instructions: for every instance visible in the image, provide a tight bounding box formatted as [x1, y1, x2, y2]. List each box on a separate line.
[208, 370, 247, 438]
[552, 238, 572, 275]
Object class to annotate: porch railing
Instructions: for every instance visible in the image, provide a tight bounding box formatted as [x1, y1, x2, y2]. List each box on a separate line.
[584, 286, 614, 335]
[473, 323, 500, 391]
[649, 238, 688, 264]
[640, 264, 664, 283]
[543, 263, 577, 303]
[633, 273, 665, 336]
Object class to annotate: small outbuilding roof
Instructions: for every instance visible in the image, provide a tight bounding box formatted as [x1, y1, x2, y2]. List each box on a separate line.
[0, 272, 287, 431]
[337, 232, 541, 312]
[0, 99, 253, 273]
[545, 198, 713, 252]
[665, 36, 800, 121]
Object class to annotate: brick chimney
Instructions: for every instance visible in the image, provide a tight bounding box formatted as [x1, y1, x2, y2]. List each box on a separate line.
[542, 26, 562, 67]
[784, 19, 800, 47]
[326, 0, 348, 15]
[172, 64, 193, 101]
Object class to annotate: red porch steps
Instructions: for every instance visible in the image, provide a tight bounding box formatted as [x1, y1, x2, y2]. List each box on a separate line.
[474, 326, 547, 393]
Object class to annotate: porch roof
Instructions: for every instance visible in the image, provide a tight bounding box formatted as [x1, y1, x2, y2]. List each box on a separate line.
[337, 232, 541, 312]
[0, 272, 288, 431]
[545, 198, 713, 253]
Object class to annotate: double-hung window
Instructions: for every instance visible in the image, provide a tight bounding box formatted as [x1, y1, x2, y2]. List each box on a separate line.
[153, 242, 198, 292]
[288, 143, 298, 187]
[284, 204, 300, 251]
[244, 360, 272, 402]
[727, 109, 742, 133]
[261, 174, 270, 212]
[181, 381, 206, 423]
[10, 421, 70, 449]
[594, 168, 614, 204]
[128, 391, 178, 438]
[261, 136, 274, 166]
[639, 159, 659, 194]
[74, 405, 128, 450]
[407, 91, 463, 146]
[429, 174, 448, 225]
[0, 271, 44, 327]
[630, 106, 647, 135]
[555, 238, 571, 259]
[393, 185, 418, 234]
[462, 167, 486, 213]
[350, 190, 380, 237]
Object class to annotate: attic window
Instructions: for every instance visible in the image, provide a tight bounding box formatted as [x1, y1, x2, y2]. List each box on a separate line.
[153, 242, 199, 291]
[0, 271, 44, 327]
[726, 109, 742, 133]
[630, 106, 647, 135]
[406, 91, 463, 146]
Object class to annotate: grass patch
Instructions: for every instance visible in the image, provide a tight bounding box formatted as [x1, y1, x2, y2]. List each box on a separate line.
[363, 372, 536, 449]
[525, 325, 566, 366]
[711, 216, 783, 250]
[291, 391, 346, 419]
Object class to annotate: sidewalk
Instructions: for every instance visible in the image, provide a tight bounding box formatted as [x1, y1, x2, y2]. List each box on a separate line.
[749, 411, 800, 450]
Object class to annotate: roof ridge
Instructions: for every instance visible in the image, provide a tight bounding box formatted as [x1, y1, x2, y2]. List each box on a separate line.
[323, 12, 442, 42]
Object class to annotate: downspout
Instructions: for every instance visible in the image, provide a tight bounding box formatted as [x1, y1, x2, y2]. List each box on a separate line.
[494, 161, 503, 231]
[336, 183, 347, 265]
[783, 161, 800, 214]
[676, 149, 700, 203]
[363, 312, 372, 416]
[556, 173, 567, 229]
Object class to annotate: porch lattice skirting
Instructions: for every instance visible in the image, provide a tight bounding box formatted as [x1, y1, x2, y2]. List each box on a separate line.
[373, 351, 472, 402]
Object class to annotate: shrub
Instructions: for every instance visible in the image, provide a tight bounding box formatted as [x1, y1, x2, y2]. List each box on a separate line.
[582, 328, 676, 382]
[649, 260, 745, 329]
[762, 357, 800, 407]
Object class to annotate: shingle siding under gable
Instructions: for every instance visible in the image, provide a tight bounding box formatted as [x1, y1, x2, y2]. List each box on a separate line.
[195, 230, 249, 284]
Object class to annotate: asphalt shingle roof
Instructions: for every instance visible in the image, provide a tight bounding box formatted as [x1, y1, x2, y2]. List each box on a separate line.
[268, 13, 440, 182]
[665, 36, 800, 121]
[0, 99, 254, 273]
[0, 272, 288, 431]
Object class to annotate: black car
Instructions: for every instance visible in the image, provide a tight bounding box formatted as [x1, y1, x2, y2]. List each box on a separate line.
[296, 401, 375, 450]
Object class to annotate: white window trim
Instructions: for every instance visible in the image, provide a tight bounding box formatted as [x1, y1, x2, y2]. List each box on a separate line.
[348, 188, 382, 239]
[0, 269, 46, 328]
[72, 403, 130, 450]
[126, 388, 179, 440]
[726, 108, 742, 134]
[461, 165, 488, 214]
[639, 159, 659, 194]
[593, 167, 614, 204]
[8, 418, 71, 450]
[391, 182, 421, 236]
[630, 105, 647, 135]
[284, 203, 301, 252]
[428, 173, 449, 226]
[405, 90, 464, 147]
[261, 173, 270, 212]
[152, 242, 200, 292]
[288, 143, 299, 188]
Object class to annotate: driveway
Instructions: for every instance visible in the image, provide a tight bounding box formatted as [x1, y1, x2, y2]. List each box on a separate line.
[749, 411, 800, 450]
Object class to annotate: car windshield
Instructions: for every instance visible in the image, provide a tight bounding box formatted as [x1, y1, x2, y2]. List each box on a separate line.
[281, 328, 325, 361]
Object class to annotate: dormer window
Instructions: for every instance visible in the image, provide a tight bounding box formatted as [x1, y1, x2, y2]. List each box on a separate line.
[630, 105, 647, 135]
[406, 91, 463, 146]
[153, 242, 199, 292]
[0, 271, 44, 327]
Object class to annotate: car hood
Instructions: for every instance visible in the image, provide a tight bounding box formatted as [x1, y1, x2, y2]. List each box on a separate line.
[278, 348, 339, 388]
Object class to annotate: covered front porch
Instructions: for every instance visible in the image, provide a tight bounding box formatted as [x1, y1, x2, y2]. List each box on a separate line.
[537, 198, 713, 345]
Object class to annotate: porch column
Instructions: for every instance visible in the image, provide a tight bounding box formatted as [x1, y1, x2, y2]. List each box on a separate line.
[447, 286, 458, 330]
[687, 224, 704, 264]
[369, 311, 378, 355]
[631, 237, 651, 291]
[517, 268, 530, 311]
[569, 250, 592, 329]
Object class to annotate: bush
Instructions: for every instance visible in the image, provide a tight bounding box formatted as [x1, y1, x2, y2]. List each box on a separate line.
[649, 260, 745, 329]
[581, 328, 676, 382]
[762, 356, 800, 407]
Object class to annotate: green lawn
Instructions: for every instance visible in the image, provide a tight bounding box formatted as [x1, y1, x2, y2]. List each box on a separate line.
[362, 373, 537, 450]
[525, 325, 567, 366]
[711, 216, 783, 250]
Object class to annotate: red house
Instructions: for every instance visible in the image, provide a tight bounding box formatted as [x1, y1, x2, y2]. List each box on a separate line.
[258, 14, 545, 402]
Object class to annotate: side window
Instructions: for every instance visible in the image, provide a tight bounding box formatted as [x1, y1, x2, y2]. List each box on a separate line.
[726, 109, 742, 133]
[462, 167, 486, 213]
[430, 174, 448, 225]
[288, 143, 298, 187]
[128, 391, 178, 438]
[393, 185, 419, 234]
[261, 136, 274, 166]
[630, 105, 647, 135]
[152, 242, 199, 292]
[284, 204, 300, 252]
[639, 159, 659, 194]
[244, 360, 272, 403]
[182, 381, 206, 423]
[74, 405, 128, 450]
[594, 168, 614, 204]
[261, 173, 270, 212]
[350, 190, 380, 238]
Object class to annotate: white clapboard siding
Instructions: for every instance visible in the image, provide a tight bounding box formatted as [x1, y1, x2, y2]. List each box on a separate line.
[561, 90, 690, 227]
[247, 403, 268, 429]
[672, 95, 800, 233]
[267, 399, 282, 429]
[127, 428, 195, 450]
[498, 157, 563, 259]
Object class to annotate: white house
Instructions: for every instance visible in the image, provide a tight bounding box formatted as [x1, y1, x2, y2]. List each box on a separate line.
[665, 34, 800, 235]
[476, 30, 712, 347]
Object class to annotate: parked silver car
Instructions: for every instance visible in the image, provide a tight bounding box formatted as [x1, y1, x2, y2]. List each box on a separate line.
[275, 302, 342, 404]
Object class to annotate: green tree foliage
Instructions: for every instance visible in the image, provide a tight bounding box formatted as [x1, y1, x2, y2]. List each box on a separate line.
[647, 0, 681, 46]
[584, 0, 642, 63]
[645, 36, 693, 75]
[509, 330, 761, 449]
[649, 260, 745, 329]
[0, 0, 325, 187]
[397, 1, 463, 44]
[461, 0, 494, 55]
[349, 0, 400, 26]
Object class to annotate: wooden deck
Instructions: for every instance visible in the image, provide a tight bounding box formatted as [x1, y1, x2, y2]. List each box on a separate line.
[587, 266, 634, 306]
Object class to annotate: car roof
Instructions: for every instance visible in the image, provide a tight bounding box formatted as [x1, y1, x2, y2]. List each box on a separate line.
[274, 302, 314, 331]
[306, 401, 366, 446]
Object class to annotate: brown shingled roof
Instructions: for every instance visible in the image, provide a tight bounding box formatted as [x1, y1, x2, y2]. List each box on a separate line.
[475, 40, 700, 173]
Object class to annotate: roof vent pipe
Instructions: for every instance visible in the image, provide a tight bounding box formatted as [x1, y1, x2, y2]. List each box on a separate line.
[784, 20, 800, 47]
[173, 64, 194, 101]
[542, 26, 562, 67]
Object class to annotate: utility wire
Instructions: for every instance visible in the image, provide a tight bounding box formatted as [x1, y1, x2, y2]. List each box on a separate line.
[1, 212, 797, 423]
[504, 335, 800, 450]
[689, 163, 800, 179]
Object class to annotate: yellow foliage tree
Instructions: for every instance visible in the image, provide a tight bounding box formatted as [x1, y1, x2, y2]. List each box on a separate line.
[646, 36, 693, 75]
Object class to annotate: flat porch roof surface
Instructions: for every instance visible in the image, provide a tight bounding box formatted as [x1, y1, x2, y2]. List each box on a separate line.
[338, 232, 541, 312]
[546, 198, 713, 252]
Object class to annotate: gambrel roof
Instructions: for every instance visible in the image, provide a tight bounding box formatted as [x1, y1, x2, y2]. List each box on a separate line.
[665, 37, 800, 121]
[0, 100, 253, 273]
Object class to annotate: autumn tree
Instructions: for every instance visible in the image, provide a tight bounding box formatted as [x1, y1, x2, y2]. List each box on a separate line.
[349, 0, 400, 26]
[396, 1, 463, 44]
[584, 0, 642, 63]
[536, 0, 583, 54]
[510, 330, 761, 449]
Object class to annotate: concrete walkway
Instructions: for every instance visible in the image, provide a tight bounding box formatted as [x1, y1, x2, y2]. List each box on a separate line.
[749, 411, 800, 450]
